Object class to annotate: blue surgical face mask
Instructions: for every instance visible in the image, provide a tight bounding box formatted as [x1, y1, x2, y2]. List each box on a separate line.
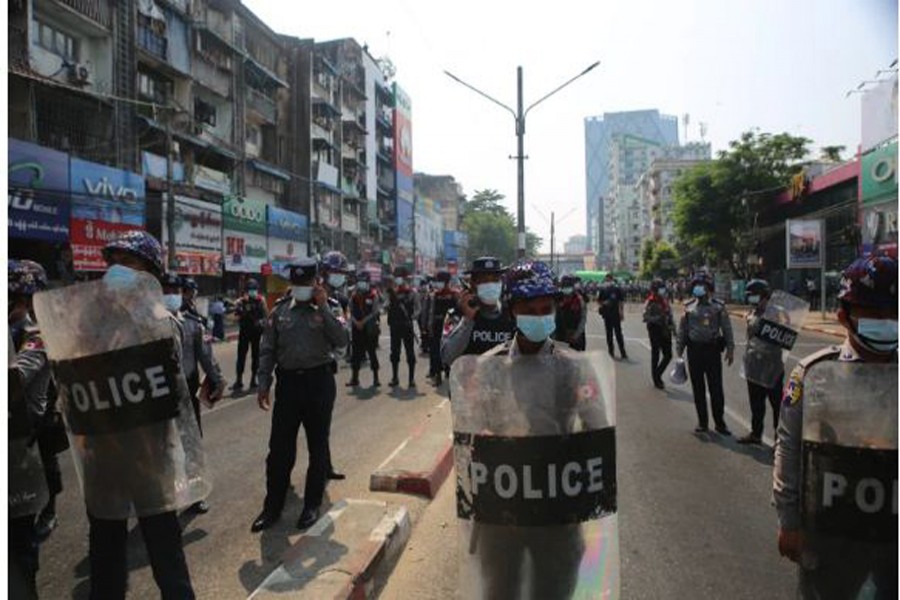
[357, 282, 370, 293]
[561, 287, 574, 295]
[692, 285, 707, 298]
[516, 313, 557, 343]
[657, 288, 667, 297]
[747, 294, 761, 305]
[394, 277, 405, 287]
[292, 286, 313, 302]
[328, 273, 346, 288]
[103, 264, 139, 290]
[162, 294, 183, 313]
[477, 282, 502, 304]
[856, 318, 899, 353]
[248, 289, 258, 298]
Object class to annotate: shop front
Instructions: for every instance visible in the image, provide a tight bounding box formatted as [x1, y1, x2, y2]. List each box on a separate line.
[161, 194, 224, 287]
[222, 196, 268, 295]
[860, 140, 898, 257]
[266, 205, 309, 304]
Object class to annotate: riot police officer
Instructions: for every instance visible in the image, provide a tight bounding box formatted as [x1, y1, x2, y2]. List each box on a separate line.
[643, 278, 675, 389]
[442, 257, 515, 367]
[253, 258, 349, 533]
[676, 272, 735, 434]
[386, 266, 420, 388]
[320, 250, 351, 318]
[417, 276, 433, 356]
[426, 270, 458, 386]
[232, 278, 268, 392]
[347, 271, 382, 387]
[597, 273, 628, 359]
[180, 276, 201, 319]
[774, 253, 898, 598]
[738, 279, 783, 444]
[553, 274, 587, 351]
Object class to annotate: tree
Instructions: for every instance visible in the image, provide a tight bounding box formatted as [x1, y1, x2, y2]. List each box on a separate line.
[673, 130, 811, 278]
[639, 239, 656, 279]
[820, 145, 845, 162]
[461, 189, 542, 264]
[648, 241, 679, 280]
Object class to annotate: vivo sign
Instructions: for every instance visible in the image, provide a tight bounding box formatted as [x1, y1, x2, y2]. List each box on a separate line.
[70, 157, 145, 204]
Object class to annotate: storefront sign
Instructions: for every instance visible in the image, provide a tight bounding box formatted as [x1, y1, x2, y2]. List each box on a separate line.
[861, 141, 897, 206]
[141, 151, 184, 182]
[161, 195, 223, 276]
[8, 139, 71, 242]
[193, 164, 232, 195]
[70, 218, 141, 271]
[267, 206, 309, 273]
[223, 196, 267, 273]
[861, 203, 898, 257]
[786, 219, 823, 269]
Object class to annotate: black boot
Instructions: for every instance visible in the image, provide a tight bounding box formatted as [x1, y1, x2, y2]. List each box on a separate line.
[389, 363, 400, 387]
[372, 370, 380, 387]
[408, 364, 416, 388]
[346, 369, 359, 387]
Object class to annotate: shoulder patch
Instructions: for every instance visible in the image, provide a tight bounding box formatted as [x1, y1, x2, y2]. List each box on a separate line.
[21, 334, 45, 352]
[784, 365, 804, 405]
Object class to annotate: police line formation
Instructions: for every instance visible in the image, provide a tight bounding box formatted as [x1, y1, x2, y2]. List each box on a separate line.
[8, 228, 898, 599]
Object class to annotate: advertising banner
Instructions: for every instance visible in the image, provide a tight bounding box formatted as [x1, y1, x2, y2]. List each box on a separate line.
[860, 141, 897, 206]
[8, 139, 71, 242]
[861, 203, 898, 258]
[393, 83, 413, 178]
[786, 219, 823, 269]
[161, 195, 223, 276]
[267, 205, 309, 274]
[861, 76, 898, 154]
[69, 158, 146, 271]
[223, 196, 267, 273]
[396, 196, 414, 246]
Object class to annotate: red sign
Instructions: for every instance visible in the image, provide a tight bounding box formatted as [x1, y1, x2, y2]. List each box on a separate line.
[447, 260, 458, 276]
[165, 250, 221, 276]
[70, 218, 142, 271]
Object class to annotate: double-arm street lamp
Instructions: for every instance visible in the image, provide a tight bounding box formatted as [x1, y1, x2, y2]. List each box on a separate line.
[445, 61, 600, 258]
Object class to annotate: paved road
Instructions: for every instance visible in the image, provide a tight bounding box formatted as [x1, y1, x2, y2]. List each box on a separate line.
[380, 303, 842, 599]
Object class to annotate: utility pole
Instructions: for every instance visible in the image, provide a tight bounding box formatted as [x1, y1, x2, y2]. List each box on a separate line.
[550, 211, 555, 272]
[165, 112, 177, 272]
[411, 194, 417, 272]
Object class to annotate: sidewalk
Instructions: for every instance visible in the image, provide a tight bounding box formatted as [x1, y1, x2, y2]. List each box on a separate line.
[725, 304, 844, 338]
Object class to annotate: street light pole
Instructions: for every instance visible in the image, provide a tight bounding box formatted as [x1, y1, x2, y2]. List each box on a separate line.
[445, 61, 600, 259]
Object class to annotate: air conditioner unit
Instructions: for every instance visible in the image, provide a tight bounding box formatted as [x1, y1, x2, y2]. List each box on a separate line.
[67, 63, 92, 85]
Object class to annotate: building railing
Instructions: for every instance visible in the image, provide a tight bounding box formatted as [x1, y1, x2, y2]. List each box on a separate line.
[137, 24, 167, 61]
[192, 57, 231, 98]
[57, 0, 111, 28]
[342, 213, 359, 234]
[245, 87, 276, 122]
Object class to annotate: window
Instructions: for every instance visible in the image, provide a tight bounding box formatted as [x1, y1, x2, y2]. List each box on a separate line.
[137, 71, 171, 104]
[194, 98, 217, 127]
[33, 19, 78, 61]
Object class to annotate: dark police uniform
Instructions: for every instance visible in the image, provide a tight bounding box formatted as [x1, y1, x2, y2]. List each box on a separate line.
[676, 296, 735, 431]
[387, 284, 419, 386]
[428, 284, 458, 382]
[441, 305, 515, 364]
[744, 306, 784, 439]
[256, 291, 348, 521]
[179, 311, 224, 435]
[597, 280, 627, 358]
[643, 294, 675, 387]
[348, 285, 382, 385]
[554, 292, 587, 351]
[234, 291, 268, 389]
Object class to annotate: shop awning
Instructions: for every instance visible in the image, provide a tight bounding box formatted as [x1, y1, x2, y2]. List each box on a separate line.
[250, 159, 290, 181]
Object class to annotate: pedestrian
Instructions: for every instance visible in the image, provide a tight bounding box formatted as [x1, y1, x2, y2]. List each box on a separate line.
[427, 270, 458, 386]
[737, 279, 783, 444]
[675, 271, 735, 434]
[209, 295, 226, 341]
[231, 278, 267, 392]
[788, 276, 799, 296]
[806, 277, 818, 311]
[597, 273, 628, 359]
[347, 271, 381, 388]
[774, 252, 897, 598]
[442, 257, 515, 368]
[385, 267, 420, 388]
[252, 258, 349, 533]
[643, 278, 675, 389]
[553, 274, 587, 351]
[417, 276, 433, 356]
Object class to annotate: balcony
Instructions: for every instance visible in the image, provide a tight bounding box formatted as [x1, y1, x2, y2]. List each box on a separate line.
[341, 177, 360, 199]
[57, 0, 111, 29]
[376, 110, 392, 132]
[342, 213, 360, 234]
[246, 87, 276, 123]
[193, 10, 242, 52]
[192, 57, 231, 98]
[138, 24, 168, 61]
[311, 122, 333, 145]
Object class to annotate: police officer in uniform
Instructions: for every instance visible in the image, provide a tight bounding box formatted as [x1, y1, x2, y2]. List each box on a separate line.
[320, 251, 351, 318]
[232, 278, 268, 392]
[553, 274, 587, 351]
[597, 273, 628, 359]
[643, 278, 675, 389]
[347, 271, 382, 387]
[442, 257, 515, 367]
[252, 258, 349, 533]
[676, 272, 735, 434]
[386, 266, 420, 388]
[180, 277, 201, 319]
[738, 279, 784, 444]
[774, 253, 898, 598]
[417, 276, 433, 356]
[427, 270, 458, 386]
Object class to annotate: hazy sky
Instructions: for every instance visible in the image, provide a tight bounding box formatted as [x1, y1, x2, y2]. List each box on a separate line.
[244, 0, 898, 253]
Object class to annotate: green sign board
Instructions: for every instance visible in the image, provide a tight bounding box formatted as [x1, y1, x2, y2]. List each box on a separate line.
[222, 196, 267, 235]
[861, 141, 897, 205]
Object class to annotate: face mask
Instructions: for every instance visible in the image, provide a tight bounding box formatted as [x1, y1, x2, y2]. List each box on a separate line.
[692, 285, 707, 298]
[357, 282, 370, 293]
[856, 318, 899, 353]
[103, 264, 139, 290]
[516, 313, 557, 343]
[328, 274, 346, 288]
[292, 286, 313, 302]
[248, 290, 258, 298]
[747, 295, 760, 305]
[477, 282, 502, 304]
[395, 277, 405, 287]
[162, 294, 183, 313]
[657, 288, 667, 298]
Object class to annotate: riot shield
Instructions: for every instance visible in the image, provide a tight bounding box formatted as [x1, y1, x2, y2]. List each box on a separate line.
[194, 296, 209, 320]
[8, 334, 49, 518]
[33, 272, 211, 519]
[450, 349, 619, 599]
[742, 291, 809, 388]
[800, 361, 898, 597]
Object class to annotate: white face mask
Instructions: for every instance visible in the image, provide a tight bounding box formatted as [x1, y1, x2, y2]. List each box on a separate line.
[394, 277, 405, 287]
[357, 282, 370, 293]
[328, 274, 346, 288]
[561, 287, 574, 295]
[103, 264, 139, 290]
[248, 289, 258, 299]
[162, 294, 183, 313]
[747, 295, 760, 305]
[856, 318, 899, 353]
[292, 286, 313, 302]
[657, 288, 667, 297]
[477, 282, 502, 304]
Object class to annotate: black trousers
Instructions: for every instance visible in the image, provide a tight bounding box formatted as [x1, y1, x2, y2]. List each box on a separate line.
[9, 514, 39, 599]
[603, 315, 626, 356]
[647, 324, 673, 383]
[429, 320, 445, 376]
[236, 329, 261, 385]
[747, 374, 782, 438]
[187, 373, 202, 436]
[88, 511, 194, 600]
[799, 537, 897, 599]
[350, 328, 379, 373]
[686, 343, 727, 429]
[264, 367, 335, 514]
[390, 326, 416, 368]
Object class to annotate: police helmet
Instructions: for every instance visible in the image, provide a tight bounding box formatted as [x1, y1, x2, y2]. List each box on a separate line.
[837, 253, 898, 309]
[160, 272, 184, 290]
[745, 279, 770, 297]
[181, 277, 199, 291]
[690, 271, 714, 290]
[102, 230, 164, 276]
[434, 270, 452, 283]
[8, 259, 48, 296]
[321, 251, 349, 274]
[245, 278, 260, 290]
[505, 260, 557, 301]
[288, 258, 319, 284]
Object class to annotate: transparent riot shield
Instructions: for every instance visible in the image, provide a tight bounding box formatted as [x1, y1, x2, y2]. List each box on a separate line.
[194, 296, 209, 320]
[451, 349, 619, 599]
[742, 291, 810, 388]
[33, 272, 211, 519]
[8, 334, 49, 518]
[800, 361, 898, 598]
